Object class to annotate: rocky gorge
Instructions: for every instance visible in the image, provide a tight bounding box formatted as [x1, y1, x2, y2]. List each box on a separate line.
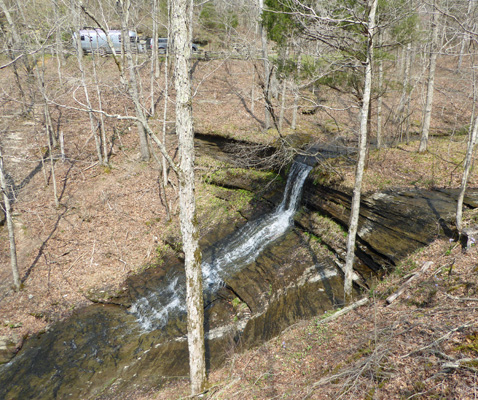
[1, 134, 477, 399]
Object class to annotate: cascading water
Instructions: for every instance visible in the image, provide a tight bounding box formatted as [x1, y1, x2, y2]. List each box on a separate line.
[130, 161, 312, 331]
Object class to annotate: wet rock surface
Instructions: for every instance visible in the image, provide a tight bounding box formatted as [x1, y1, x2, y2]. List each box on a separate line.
[233, 229, 346, 349]
[0, 288, 241, 399]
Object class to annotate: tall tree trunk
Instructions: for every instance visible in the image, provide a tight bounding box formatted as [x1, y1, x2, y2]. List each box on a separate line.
[291, 46, 302, 130]
[396, 43, 412, 141]
[457, 0, 473, 71]
[0, 0, 32, 115]
[89, 46, 109, 165]
[46, 107, 59, 208]
[251, 63, 256, 114]
[119, 0, 151, 161]
[457, 52, 478, 233]
[278, 47, 288, 133]
[53, 0, 65, 79]
[376, 33, 384, 149]
[258, 0, 271, 129]
[161, 55, 171, 188]
[279, 77, 287, 132]
[344, 0, 378, 303]
[161, 0, 172, 188]
[171, 0, 207, 394]
[60, 130, 65, 161]
[73, 30, 104, 165]
[0, 148, 20, 291]
[71, 0, 83, 62]
[150, 0, 159, 115]
[32, 49, 60, 206]
[456, 114, 478, 232]
[419, 1, 440, 153]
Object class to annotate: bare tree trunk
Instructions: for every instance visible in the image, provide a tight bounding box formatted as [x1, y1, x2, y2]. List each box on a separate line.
[291, 46, 302, 130]
[46, 108, 59, 208]
[376, 59, 383, 148]
[44, 99, 58, 149]
[398, 42, 406, 78]
[89, 46, 109, 165]
[151, 148, 171, 221]
[161, 58, 171, 188]
[457, 52, 478, 232]
[71, 0, 83, 63]
[457, 114, 478, 232]
[150, 0, 159, 114]
[251, 63, 256, 114]
[119, 0, 150, 161]
[376, 33, 384, 148]
[161, 0, 172, 188]
[37, 82, 60, 207]
[0, 148, 20, 291]
[53, 0, 65, 80]
[0, 0, 32, 115]
[279, 78, 287, 132]
[419, 1, 440, 153]
[278, 46, 289, 132]
[396, 43, 412, 141]
[171, 0, 207, 394]
[344, 0, 378, 303]
[32, 48, 60, 206]
[457, 0, 474, 70]
[401, 43, 412, 112]
[73, 31, 104, 165]
[60, 130, 65, 161]
[258, 0, 271, 129]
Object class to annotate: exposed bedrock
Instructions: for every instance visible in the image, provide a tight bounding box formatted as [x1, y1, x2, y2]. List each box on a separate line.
[300, 183, 478, 276]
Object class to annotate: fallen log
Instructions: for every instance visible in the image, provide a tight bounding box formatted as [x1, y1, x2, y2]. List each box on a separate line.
[317, 297, 369, 326]
[386, 261, 434, 305]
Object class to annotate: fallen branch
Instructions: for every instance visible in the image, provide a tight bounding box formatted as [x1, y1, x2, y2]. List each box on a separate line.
[445, 293, 478, 302]
[304, 336, 390, 400]
[305, 369, 352, 389]
[429, 350, 456, 361]
[402, 322, 475, 359]
[281, 297, 369, 336]
[317, 297, 369, 326]
[441, 358, 478, 373]
[207, 378, 241, 399]
[386, 261, 433, 305]
[83, 161, 99, 171]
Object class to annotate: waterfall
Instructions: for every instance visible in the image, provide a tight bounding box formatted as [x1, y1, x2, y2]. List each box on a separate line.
[130, 161, 312, 331]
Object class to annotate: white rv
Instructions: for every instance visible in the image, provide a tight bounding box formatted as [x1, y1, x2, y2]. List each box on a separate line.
[74, 29, 141, 55]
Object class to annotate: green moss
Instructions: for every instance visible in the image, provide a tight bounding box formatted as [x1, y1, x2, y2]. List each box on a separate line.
[303, 231, 322, 243]
[231, 297, 241, 308]
[455, 332, 478, 355]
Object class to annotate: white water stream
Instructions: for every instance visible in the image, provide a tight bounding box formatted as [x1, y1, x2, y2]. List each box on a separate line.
[130, 162, 312, 331]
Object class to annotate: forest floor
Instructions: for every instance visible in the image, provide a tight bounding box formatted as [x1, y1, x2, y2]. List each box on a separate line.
[1, 55, 478, 399]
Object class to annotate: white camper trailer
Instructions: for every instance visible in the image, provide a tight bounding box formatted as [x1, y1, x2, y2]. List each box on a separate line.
[74, 29, 141, 55]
